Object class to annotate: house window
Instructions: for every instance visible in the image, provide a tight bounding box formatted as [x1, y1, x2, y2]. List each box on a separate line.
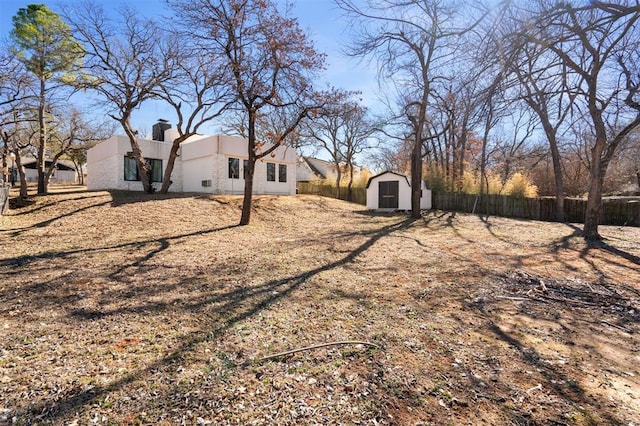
[266, 162, 276, 182]
[124, 156, 163, 182]
[278, 164, 287, 182]
[243, 159, 249, 180]
[228, 157, 240, 179]
[124, 156, 138, 181]
[148, 159, 162, 182]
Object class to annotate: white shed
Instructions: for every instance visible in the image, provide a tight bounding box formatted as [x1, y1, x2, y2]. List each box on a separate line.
[366, 171, 431, 211]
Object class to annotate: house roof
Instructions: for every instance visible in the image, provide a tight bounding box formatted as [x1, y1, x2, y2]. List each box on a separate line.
[21, 159, 76, 171]
[365, 171, 411, 188]
[303, 157, 331, 179]
[297, 156, 370, 182]
[296, 156, 326, 181]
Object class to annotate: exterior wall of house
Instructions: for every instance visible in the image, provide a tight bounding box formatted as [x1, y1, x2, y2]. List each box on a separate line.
[181, 134, 219, 193]
[87, 135, 177, 192]
[366, 172, 432, 210]
[253, 142, 296, 195]
[48, 169, 77, 183]
[87, 136, 123, 190]
[87, 132, 296, 195]
[20, 168, 76, 183]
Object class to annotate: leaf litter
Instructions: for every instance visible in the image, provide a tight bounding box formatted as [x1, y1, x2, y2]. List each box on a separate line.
[0, 187, 639, 425]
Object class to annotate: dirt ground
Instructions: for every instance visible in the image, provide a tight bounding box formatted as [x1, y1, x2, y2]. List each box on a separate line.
[1, 187, 639, 425]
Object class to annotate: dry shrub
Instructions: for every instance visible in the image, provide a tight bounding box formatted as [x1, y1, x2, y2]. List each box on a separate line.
[503, 172, 538, 197]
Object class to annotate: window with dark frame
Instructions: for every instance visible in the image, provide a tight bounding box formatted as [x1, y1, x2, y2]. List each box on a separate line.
[148, 159, 162, 182]
[266, 162, 276, 181]
[243, 159, 249, 180]
[124, 156, 138, 181]
[124, 156, 163, 182]
[228, 157, 240, 179]
[278, 164, 287, 182]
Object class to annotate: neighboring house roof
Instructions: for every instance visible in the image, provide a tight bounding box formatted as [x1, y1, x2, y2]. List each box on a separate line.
[297, 156, 369, 182]
[296, 156, 331, 181]
[21, 158, 76, 171]
[296, 157, 323, 182]
[366, 171, 411, 188]
[304, 157, 331, 179]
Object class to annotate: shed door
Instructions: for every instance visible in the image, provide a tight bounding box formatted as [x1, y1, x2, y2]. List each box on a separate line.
[378, 180, 399, 208]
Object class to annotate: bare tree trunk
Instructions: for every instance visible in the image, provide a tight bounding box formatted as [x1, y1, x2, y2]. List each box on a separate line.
[536, 115, 566, 222]
[456, 130, 468, 192]
[583, 135, 611, 240]
[72, 160, 85, 185]
[335, 169, 342, 199]
[37, 77, 47, 195]
[1, 145, 7, 184]
[132, 145, 152, 194]
[240, 158, 254, 226]
[347, 162, 354, 202]
[584, 164, 604, 240]
[120, 116, 152, 193]
[410, 137, 422, 219]
[160, 139, 183, 193]
[15, 153, 28, 198]
[549, 138, 565, 222]
[240, 111, 257, 226]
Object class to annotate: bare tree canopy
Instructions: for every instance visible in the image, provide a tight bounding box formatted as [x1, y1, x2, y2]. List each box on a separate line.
[337, 0, 492, 218]
[171, 0, 328, 225]
[63, 1, 180, 194]
[301, 89, 377, 200]
[510, 1, 640, 239]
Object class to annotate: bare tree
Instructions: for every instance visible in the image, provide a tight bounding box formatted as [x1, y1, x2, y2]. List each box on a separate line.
[515, 1, 640, 239]
[1, 111, 35, 198]
[64, 2, 179, 194]
[498, 5, 577, 221]
[368, 139, 411, 176]
[338, 0, 484, 218]
[302, 91, 376, 200]
[173, 0, 326, 225]
[0, 50, 34, 197]
[155, 44, 235, 193]
[46, 106, 113, 185]
[490, 109, 539, 187]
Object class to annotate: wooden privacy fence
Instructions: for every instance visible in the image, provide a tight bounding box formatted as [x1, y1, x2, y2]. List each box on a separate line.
[297, 182, 367, 205]
[0, 184, 9, 215]
[433, 192, 640, 226]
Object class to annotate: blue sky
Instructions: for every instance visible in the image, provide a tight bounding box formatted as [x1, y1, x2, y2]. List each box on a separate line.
[0, 0, 378, 137]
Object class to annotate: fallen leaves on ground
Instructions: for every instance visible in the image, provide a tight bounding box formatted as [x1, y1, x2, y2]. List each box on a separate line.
[1, 187, 639, 425]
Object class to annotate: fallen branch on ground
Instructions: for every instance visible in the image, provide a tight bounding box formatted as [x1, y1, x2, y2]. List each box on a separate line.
[253, 341, 381, 364]
[600, 320, 633, 334]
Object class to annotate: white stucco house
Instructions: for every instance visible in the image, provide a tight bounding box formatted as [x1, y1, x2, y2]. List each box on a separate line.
[366, 171, 432, 211]
[87, 121, 296, 195]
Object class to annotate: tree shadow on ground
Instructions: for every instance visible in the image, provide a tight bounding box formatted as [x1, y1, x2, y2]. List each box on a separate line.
[460, 270, 639, 425]
[4, 191, 106, 217]
[9, 216, 417, 423]
[107, 189, 205, 207]
[549, 223, 640, 282]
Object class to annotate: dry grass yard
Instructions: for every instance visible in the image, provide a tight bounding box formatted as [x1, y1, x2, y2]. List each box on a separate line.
[1, 187, 639, 425]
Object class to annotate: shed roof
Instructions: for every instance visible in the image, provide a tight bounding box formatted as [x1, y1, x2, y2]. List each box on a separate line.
[365, 171, 411, 188]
